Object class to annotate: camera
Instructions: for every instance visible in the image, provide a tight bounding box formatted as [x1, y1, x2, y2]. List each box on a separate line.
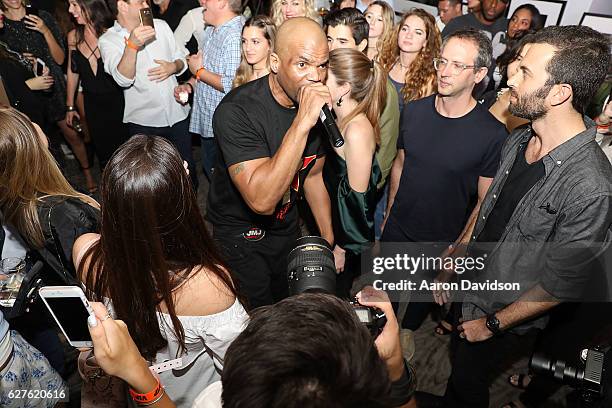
[530, 346, 610, 407]
[287, 236, 387, 337]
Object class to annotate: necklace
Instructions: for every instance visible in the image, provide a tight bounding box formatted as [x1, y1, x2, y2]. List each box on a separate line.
[397, 59, 411, 69]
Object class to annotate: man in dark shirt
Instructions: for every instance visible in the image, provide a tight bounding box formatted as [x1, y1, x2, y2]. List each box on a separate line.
[208, 18, 333, 309]
[151, 0, 200, 31]
[419, 25, 612, 408]
[442, 0, 509, 59]
[381, 29, 507, 329]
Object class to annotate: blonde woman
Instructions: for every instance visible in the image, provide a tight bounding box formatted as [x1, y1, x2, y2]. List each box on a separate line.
[270, 0, 320, 27]
[323, 48, 386, 297]
[233, 15, 276, 88]
[379, 9, 440, 111]
[364, 1, 394, 61]
[0, 107, 99, 282]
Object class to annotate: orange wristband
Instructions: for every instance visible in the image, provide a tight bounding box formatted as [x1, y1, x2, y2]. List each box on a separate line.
[129, 376, 163, 405]
[195, 67, 205, 80]
[124, 37, 140, 51]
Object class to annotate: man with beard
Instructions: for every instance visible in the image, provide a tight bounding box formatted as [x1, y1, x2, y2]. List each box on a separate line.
[442, 0, 509, 59]
[417, 25, 612, 408]
[207, 18, 333, 309]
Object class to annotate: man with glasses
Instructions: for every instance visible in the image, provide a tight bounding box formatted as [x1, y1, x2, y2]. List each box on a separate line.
[381, 29, 507, 330]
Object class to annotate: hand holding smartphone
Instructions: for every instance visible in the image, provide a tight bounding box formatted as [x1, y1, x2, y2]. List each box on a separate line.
[39, 286, 95, 348]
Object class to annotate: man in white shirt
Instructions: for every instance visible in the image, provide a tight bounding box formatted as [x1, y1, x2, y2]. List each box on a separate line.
[100, 0, 197, 186]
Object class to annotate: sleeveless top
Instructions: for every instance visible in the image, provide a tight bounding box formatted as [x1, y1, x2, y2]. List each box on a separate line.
[71, 49, 123, 96]
[323, 153, 381, 254]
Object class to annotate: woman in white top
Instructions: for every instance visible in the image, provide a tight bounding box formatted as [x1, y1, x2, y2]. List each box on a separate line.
[73, 135, 247, 407]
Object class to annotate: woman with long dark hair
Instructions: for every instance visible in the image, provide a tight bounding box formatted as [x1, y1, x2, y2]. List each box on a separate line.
[379, 9, 440, 112]
[74, 135, 248, 407]
[0, 0, 97, 192]
[324, 48, 386, 297]
[66, 0, 128, 169]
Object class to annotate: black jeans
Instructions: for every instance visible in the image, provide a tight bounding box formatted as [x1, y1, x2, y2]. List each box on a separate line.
[127, 118, 197, 188]
[213, 225, 298, 310]
[442, 304, 538, 408]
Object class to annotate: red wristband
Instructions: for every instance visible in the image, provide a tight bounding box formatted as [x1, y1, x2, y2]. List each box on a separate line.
[129, 376, 163, 405]
[195, 67, 205, 80]
[124, 37, 140, 51]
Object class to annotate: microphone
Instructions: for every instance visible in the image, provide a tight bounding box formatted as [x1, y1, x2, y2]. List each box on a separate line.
[319, 104, 344, 148]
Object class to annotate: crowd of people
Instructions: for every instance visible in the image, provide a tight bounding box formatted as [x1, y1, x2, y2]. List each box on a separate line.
[1, 0, 612, 407]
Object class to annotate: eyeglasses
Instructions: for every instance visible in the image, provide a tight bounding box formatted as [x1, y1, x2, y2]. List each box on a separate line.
[433, 58, 478, 75]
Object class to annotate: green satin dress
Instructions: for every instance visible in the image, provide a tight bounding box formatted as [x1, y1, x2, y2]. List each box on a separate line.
[323, 153, 382, 255]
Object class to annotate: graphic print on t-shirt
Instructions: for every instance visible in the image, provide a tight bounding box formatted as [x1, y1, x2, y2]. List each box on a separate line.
[275, 154, 318, 221]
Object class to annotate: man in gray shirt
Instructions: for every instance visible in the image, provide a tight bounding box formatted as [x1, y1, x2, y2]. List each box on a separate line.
[419, 25, 612, 408]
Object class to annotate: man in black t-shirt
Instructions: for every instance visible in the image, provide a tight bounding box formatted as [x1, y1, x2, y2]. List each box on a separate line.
[381, 29, 507, 329]
[208, 18, 334, 309]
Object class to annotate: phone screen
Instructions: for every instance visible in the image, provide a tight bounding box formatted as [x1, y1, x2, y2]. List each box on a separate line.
[45, 297, 92, 342]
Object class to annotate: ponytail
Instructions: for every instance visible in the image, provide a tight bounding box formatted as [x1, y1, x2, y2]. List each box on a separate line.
[329, 48, 388, 146]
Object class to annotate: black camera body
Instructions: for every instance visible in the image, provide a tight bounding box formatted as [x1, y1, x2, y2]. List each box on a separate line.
[287, 236, 386, 337]
[531, 346, 610, 407]
[349, 298, 387, 337]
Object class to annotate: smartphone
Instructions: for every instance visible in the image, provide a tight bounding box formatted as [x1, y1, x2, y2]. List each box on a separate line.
[39, 286, 95, 348]
[25, 4, 39, 16]
[35, 58, 46, 77]
[139, 7, 154, 28]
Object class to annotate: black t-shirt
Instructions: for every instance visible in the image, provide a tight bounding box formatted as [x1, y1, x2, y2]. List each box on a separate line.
[477, 136, 545, 243]
[207, 75, 322, 234]
[388, 94, 507, 242]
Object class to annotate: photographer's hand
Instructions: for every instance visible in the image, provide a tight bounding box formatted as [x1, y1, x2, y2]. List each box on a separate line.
[356, 286, 405, 381]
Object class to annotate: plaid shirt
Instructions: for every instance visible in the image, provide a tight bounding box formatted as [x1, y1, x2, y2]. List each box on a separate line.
[189, 15, 243, 139]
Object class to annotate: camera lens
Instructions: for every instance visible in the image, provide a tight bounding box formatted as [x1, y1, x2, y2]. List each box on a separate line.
[287, 236, 336, 296]
[530, 353, 584, 387]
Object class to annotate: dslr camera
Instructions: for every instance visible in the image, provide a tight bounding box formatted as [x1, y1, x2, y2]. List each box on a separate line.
[530, 346, 610, 408]
[287, 236, 387, 337]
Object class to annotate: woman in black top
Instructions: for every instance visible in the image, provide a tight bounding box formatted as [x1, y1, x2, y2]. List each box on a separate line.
[0, 0, 97, 192]
[66, 0, 128, 168]
[0, 8, 52, 125]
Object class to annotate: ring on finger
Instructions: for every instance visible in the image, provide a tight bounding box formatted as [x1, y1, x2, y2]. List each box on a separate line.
[100, 313, 112, 321]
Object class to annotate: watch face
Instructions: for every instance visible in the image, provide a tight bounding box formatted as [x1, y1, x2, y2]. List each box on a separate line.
[486, 315, 500, 334]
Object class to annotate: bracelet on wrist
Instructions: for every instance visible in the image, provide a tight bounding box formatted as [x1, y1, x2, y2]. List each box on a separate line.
[66, 105, 76, 112]
[124, 37, 140, 51]
[129, 376, 164, 406]
[195, 67, 205, 80]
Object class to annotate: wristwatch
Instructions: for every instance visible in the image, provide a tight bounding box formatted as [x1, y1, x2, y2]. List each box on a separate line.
[485, 313, 502, 336]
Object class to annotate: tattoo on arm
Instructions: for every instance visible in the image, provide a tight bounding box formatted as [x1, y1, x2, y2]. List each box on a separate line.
[232, 163, 245, 176]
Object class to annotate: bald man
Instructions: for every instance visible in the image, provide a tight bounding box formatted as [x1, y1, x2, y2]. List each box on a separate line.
[207, 18, 334, 309]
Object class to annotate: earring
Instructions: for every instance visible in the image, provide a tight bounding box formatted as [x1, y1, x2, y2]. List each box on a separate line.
[336, 97, 343, 107]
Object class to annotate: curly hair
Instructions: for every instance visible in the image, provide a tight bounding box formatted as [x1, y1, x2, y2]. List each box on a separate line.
[379, 9, 440, 102]
[270, 0, 320, 27]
